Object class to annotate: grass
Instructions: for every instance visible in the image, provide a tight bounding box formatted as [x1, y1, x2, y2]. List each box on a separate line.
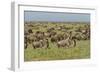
[24, 40, 90, 61]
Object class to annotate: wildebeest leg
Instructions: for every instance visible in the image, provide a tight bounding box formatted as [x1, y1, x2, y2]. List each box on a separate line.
[44, 39, 50, 49]
[24, 43, 27, 49]
[73, 39, 76, 47]
[33, 45, 37, 49]
[32, 44, 36, 49]
[57, 43, 60, 48]
[46, 39, 50, 49]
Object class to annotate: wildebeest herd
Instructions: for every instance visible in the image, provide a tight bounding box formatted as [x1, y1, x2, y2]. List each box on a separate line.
[24, 22, 90, 49]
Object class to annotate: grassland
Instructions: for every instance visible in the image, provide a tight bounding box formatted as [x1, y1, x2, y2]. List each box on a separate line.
[24, 22, 90, 61]
[24, 40, 90, 61]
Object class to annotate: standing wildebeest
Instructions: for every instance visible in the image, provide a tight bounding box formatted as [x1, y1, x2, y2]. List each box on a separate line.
[34, 31, 45, 41]
[46, 31, 57, 38]
[57, 31, 76, 48]
[68, 31, 76, 47]
[24, 28, 30, 49]
[41, 39, 49, 49]
[57, 38, 70, 48]
[32, 39, 49, 49]
[32, 40, 43, 49]
[50, 32, 69, 43]
[57, 37, 76, 48]
[51, 35, 58, 43]
[27, 33, 35, 44]
[24, 35, 28, 49]
[47, 27, 55, 32]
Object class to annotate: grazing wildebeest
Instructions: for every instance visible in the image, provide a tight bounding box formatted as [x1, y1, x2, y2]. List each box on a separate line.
[51, 35, 58, 43]
[32, 40, 43, 49]
[47, 27, 55, 32]
[50, 33, 68, 43]
[32, 38, 49, 49]
[35, 31, 45, 41]
[49, 31, 57, 38]
[28, 29, 32, 33]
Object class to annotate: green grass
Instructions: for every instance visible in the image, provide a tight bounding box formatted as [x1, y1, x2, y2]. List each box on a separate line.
[24, 40, 90, 61]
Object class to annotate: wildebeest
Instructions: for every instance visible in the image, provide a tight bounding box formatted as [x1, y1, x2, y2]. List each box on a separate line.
[27, 33, 35, 44]
[32, 39, 49, 49]
[41, 39, 49, 49]
[28, 29, 33, 33]
[35, 31, 45, 41]
[57, 38, 70, 48]
[50, 32, 69, 43]
[47, 27, 55, 32]
[24, 22, 90, 50]
[32, 40, 43, 49]
[57, 38, 76, 48]
[24, 35, 28, 49]
[51, 35, 58, 43]
[56, 31, 76, 48]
